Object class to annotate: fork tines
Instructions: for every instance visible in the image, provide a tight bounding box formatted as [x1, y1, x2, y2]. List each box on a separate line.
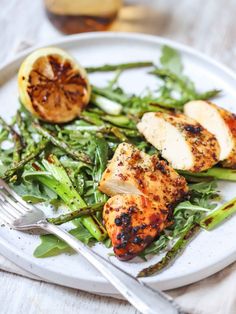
[0, 179, 30, 226]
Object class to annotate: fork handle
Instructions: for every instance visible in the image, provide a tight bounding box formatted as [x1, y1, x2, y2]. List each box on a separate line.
[38, 221, 185, 314]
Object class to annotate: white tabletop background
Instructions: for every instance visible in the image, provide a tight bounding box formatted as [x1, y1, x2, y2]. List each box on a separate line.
[0, 0, 236, 313]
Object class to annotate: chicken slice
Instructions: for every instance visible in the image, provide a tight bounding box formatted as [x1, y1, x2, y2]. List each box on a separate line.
[99, 142, 188, 207]
[103, 194, 169, 260]
[137, 112, 220, 172]
[184, 100, 236, 168]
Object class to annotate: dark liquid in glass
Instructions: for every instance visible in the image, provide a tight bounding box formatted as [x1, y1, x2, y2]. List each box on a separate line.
[46, 10, 118, 34]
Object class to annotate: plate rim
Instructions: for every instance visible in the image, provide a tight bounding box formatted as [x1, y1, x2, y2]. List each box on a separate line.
[2, 31, 236, 82]
[0, 31, 236, 292]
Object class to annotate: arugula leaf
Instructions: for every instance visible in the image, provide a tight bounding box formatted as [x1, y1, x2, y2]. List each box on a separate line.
[160, 45, 183, 75]
[12, 181, 58, 204]
[190, 180, 219, 209]
[139, 234, 169, 260]
[189, 180, 218, 195]
[150, 46, 221, 109]
[151, 68, 197, 99]
[174, 201, 210, 213]
[0, 148, 14, 176]
[92, 136, 109, 203]
[140, 180, 219, 258]
[59, 157, 91, 196]
[34, 223, 94, 258]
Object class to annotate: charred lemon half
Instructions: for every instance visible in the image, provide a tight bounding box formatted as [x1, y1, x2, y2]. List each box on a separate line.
[18, 47, 91, 123]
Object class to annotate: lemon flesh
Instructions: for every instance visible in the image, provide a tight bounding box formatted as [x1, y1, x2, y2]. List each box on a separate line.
[18, 47, 91, 123]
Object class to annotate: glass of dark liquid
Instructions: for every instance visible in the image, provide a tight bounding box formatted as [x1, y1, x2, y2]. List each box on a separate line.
[44, 0, 122, 34]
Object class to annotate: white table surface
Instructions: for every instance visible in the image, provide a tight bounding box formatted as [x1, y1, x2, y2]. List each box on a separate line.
[0, 0, 236, 313]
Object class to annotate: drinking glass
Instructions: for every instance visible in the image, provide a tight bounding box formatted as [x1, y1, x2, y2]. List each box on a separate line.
[44, 0, 122, 34]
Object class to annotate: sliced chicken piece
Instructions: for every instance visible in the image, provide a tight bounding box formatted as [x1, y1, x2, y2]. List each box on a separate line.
[103, 194, 169, 260]
[184, 100, 236, 168]
[137, 112, 220, 172]
[99, 142, 188, 207]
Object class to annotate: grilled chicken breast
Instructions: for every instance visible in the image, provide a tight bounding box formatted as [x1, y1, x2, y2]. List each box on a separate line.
[184, 100, 236, 168]
[100, 143, 188, 260]
[137, 112, 220, 172]
[99, 142, 188, 207]
[103, 194, 169, 260]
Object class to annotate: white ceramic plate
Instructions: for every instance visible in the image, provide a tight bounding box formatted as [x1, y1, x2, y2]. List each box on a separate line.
[0, 32, 236, 294]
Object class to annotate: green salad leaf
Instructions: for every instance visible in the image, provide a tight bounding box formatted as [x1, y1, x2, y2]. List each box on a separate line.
[160, 45, 183, 75]
[24, 154, 107, 242]
[92, 136, 109, 203]
[12, 181, 58, 204]
[34, 223, 94, 258]
[140, 180, 219, 259]
[149, 45, 221, 109]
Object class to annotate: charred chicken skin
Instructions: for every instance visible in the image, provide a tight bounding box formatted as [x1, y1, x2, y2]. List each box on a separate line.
[103, 194, 170, 260]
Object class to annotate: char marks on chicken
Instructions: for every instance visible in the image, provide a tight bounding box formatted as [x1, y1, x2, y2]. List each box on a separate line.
[100, 143, 188, 260]
[137, 112, 220, 172]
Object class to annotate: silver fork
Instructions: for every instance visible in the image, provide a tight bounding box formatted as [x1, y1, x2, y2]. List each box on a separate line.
[0, 179, 185, 314]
